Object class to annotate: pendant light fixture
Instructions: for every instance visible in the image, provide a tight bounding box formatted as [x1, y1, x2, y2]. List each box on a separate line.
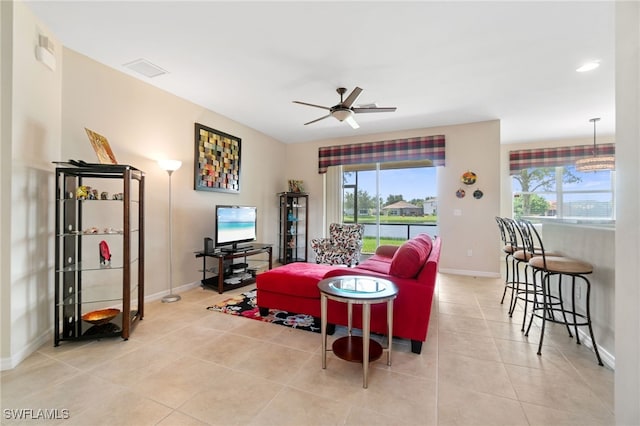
[575, 118, 615, 172]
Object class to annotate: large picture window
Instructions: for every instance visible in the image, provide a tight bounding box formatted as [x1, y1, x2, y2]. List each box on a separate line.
[512, 165, 615, 220]
[343, 162, 437, 253]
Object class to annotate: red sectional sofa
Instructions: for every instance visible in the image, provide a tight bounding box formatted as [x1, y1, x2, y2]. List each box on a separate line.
[256, 234, 441, 354]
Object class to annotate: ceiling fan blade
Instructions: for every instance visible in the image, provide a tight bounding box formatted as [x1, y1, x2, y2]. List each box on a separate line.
[344, 115, 360, 129]
[352, 106, 397, 113]
[293, 101, 331, 110]
[342, 87, 363, 108]
[304, 114, 331, 125]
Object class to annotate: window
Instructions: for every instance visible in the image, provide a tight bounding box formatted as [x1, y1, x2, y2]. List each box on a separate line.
[343, 162, 437, 253]
[512, 165, 615, 220]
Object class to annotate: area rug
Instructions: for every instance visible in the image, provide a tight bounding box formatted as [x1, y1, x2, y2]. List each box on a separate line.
[207, 289, 321, 333]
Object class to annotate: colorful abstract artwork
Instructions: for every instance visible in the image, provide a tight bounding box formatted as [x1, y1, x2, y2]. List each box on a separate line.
[194, 123, 241, 192]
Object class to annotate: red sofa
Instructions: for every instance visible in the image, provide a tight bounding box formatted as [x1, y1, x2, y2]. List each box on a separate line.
[256, 234, 441, 354]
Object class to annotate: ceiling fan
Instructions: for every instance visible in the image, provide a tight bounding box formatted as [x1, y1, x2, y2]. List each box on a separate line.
[293, 87, 397, 129]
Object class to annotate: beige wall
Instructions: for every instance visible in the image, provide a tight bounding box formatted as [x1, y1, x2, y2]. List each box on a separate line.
[0, 0, 11, 368]
[286, 119, 502, 277]
[615, 1, 640, 422]
[61, 49, 288, 300]
[1, 1, 62, 369]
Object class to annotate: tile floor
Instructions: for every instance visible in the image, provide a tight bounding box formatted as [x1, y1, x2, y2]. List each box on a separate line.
[1, 273, 614, 425]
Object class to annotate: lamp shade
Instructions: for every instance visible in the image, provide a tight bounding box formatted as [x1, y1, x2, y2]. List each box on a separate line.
[575, 155, 615, 172]
[157, 159, 182, 172]
[331, 108, 353, 122]
[575, 118, 614, 172]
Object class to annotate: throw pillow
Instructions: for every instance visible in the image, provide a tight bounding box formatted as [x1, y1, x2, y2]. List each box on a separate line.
[414, 234, 434, 253]
[389, 237, 431, 278]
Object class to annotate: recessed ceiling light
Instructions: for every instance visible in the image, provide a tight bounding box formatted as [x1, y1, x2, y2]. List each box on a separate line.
[123, 58, 168, 78]
[576, 61, 600, 73]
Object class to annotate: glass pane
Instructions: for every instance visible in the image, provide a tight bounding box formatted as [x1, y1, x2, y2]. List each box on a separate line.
[511, 168, 557, 193]
[562, 192, 614, 219]
[343, 165, 437, 254]
[342, 186, 355, 223]
[354, 170, 377, 221]
[372, 167, 437, 252]
[563, 165, 612, 191]
[513, 193, 556, 219]
[343, 171, 356, 186]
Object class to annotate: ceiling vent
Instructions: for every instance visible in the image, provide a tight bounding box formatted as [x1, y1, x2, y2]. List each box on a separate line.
[123, 58, 168, 78]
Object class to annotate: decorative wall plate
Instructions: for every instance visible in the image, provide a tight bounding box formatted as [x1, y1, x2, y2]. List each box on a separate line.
[456, 188, 466, 198]
[461, 171, 477, 185]
[473, 189, 484, 199]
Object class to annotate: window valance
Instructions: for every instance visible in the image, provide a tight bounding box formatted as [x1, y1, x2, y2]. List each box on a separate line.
[318, 135, 445, 174]
[509, 143, 615, 175]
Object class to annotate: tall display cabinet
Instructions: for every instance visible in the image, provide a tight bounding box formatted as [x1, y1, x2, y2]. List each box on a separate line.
[54, 163, 144, 345]
[278, 192, 308, 264]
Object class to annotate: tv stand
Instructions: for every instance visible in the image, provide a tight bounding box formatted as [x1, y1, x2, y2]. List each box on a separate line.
[195, 241, 272, 294]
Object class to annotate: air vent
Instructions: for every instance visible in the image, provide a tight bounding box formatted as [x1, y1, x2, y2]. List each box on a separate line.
[123, 58, 168, 78]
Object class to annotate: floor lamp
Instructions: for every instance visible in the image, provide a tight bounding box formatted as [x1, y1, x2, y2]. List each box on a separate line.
[158, 159, 182, 303]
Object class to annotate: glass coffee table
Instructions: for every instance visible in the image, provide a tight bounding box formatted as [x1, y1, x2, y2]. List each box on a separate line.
[318, 275, 398, 388]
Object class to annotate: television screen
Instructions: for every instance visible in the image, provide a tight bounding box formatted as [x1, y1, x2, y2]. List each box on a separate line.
[215, 205, 257, 248]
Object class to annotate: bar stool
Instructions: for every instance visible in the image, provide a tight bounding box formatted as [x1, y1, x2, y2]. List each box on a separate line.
[506, 218, 539, 328]
[522, 220, 603, 366]
[495, 217, 517, 309]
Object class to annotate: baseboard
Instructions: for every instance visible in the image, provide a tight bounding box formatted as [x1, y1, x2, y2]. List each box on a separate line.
[0, 328, 51, 371]
[574, 328, 615, 369]
[439, 268, 501, 278]
[145, 280, 202, 302]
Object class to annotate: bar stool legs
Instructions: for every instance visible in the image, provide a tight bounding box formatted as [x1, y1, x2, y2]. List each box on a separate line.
[525, 270, 603, 366]
[520, 219, 603, 366]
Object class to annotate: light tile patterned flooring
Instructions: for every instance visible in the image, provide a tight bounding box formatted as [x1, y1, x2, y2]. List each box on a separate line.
[1, 273, 614, 425]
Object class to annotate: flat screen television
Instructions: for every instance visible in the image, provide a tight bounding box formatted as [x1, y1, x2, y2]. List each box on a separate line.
[214, 205, 257, 250]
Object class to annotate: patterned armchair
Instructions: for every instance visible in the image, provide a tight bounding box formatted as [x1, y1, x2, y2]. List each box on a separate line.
[310, 223, 365, 266]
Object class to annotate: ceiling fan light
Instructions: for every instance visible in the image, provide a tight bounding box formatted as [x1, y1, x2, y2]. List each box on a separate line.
[332, 108, 353, 122]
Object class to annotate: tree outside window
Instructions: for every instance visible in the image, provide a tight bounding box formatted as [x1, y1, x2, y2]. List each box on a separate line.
[512, 166, 613, 220]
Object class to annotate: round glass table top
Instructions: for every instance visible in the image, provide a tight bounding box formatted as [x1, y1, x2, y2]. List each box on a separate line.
[317, 275, 398, 300]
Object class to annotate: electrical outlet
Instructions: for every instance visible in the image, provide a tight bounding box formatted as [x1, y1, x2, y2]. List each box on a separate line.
[467, 249, 473, 257]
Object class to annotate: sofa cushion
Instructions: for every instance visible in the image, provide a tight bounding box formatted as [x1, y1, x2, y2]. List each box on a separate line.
[389, 237, 432, 278]
[256, 262, 335, 298]
[355, 256, 391, 275]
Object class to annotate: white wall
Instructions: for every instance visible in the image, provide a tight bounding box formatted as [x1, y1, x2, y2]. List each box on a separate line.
[286, 120, 502, 277]
[1, 1, 63, 369]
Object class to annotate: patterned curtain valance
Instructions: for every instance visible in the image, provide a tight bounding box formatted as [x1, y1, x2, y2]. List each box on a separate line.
[318, 135, 445, 174]
[509, 143, 615, 174]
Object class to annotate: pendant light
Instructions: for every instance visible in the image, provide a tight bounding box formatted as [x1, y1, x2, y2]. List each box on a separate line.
[575, 118, 615, 172]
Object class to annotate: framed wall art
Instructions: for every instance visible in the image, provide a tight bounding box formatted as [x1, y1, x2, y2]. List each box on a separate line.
[194, 123, 241, 193]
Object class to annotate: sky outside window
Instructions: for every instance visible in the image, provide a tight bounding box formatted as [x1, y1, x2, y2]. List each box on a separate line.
[356, 168, 437, 203]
